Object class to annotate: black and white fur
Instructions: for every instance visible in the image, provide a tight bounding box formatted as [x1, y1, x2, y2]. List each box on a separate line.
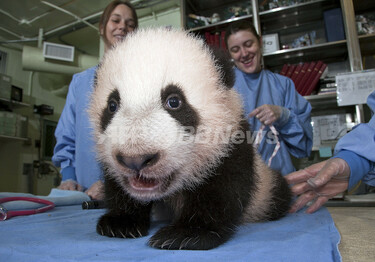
[89, 28, 291, 250]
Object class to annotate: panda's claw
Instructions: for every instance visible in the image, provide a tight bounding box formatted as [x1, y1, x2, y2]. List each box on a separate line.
[96, 213, 149, 239]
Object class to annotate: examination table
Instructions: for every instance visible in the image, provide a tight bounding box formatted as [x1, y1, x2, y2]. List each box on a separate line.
[0, 189, 343, 262]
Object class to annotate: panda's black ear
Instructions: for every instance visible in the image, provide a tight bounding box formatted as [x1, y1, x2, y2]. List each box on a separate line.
[93, 63, 102, 90]
[211, 47, 235, 89]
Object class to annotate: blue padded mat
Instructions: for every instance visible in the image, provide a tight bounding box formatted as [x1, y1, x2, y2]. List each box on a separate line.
[0, 203, 341, 262]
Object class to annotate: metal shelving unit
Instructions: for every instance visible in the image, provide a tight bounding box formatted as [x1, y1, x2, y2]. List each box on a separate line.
[182, 0, 375, 201]
[0, 98, 31, 108]
[263, 39, 348, 68]
[182, 0, 374, 109]
[188, 14, 253, 32]
[0, 98, 30, 142]
[0, 134, 29, 142]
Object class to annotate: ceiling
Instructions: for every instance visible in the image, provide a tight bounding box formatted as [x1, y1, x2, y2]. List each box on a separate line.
[0, 0, 181, 56]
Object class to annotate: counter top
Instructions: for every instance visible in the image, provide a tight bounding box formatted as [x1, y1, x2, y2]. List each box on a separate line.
[328, 207, 375, 262]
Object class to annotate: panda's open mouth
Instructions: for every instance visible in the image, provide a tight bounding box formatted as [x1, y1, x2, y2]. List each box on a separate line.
[129, 174, 161, 191]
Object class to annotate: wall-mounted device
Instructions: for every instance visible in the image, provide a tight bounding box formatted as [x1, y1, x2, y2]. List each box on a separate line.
[43, 42, 75, 62]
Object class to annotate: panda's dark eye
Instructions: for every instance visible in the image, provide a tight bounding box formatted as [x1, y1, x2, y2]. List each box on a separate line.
[108, 99, 118, 113]
[165, 94, 182, 110]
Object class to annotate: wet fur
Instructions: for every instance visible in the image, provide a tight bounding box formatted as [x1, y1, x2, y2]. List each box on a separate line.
[89, 28, 291, 250]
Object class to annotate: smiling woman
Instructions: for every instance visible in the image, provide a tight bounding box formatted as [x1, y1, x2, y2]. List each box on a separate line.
[99, 0, 138, 52]
[225, 23, 262, 74]
[51, 0, 139, 200]
[224, 21, 313, 176]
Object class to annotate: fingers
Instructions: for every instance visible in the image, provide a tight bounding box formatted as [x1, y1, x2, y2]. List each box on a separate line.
[288, 159, 350, 214]
[285, 161, 327, 185]
[76, 184, 84, 192]
[85, 181, 105, 200]
[248, 108, 259, 118]
[248, 105, 281, 125]
[285, 169, 314, 185]
[305, 196, 329, 214]
[290, 181, 313, 196]
[58, 181, 75, 190]
[287, 159, 350, 214]
[289, 192, 329, 214]
[58, 180, 83, 191]
[86, 189, 104, 200]
[307, 159, 349, 189]
[289, 191, 316, 213]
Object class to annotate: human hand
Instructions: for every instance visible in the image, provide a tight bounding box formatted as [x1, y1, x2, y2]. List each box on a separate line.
[58, 179, 83, 191]
[285, 158, 350, 214]
[85, 181, 104, 200]
[249, 104, 282, 125]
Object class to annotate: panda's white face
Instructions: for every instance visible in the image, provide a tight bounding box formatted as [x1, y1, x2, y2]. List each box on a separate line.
[90, 28, 243, 202]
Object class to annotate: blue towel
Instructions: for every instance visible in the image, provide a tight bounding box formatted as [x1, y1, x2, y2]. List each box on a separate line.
[0, 189, 90, 210]
[0, 205, 341, 262]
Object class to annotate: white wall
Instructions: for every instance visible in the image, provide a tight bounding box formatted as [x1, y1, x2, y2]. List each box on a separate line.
[0, 45, 68, 194]
[139, 7, 181, 28]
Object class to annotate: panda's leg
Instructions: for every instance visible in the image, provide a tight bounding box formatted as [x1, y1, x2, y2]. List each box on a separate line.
[96, 175, 152, 238]
[149, 185, 242, 250]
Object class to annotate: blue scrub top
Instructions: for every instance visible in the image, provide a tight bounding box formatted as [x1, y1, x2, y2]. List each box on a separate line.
[233, 68, 313, 175]
[52, 66, 102, 190]
[333, 91, 375, 189]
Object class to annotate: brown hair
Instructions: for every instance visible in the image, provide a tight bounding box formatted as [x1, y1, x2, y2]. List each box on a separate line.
[99, 0, 138, 36]
[224, 21, 260, 49]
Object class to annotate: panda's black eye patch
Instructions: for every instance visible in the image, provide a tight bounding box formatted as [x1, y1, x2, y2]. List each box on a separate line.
[165, 94, 182, 110]
[100, 89, 121, 132]
[161, 84, 200, 130]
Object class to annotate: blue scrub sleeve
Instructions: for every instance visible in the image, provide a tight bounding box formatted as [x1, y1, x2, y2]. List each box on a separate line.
[52, 74, 78, 181]
[332, 150, 371, 190]
[61, 166, 77, 182]
[333, 91, 375, 188]
[274, 107, 290, 127]
[274, 78, 313, 158]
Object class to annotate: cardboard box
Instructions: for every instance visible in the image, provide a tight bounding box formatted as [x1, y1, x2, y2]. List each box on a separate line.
[263, 34, 280, 54]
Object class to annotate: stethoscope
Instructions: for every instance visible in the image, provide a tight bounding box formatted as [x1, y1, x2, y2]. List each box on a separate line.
[0, 197, 55, 221]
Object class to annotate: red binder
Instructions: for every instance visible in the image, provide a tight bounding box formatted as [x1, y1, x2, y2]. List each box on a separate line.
[204, 32, 211, 45]
[291, 63, 303, 84]
[280, 64, 289, 76]
[214, 32, 220, 48]
[285, 64, 296, 79]
[294, 62, 309, 90]
[297, 62, 316, 95]
[302, 62, 327, 96]
[220, 31, 226, 49]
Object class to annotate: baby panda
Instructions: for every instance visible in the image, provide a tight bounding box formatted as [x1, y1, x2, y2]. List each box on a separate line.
[89, 28, 291, 250]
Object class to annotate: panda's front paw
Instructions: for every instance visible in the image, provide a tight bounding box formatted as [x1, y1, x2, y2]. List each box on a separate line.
[96, 213, 149, 238]
[148, 224, 228, 250]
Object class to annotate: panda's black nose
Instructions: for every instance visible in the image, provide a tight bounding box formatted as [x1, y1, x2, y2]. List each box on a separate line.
[116, 153, 159, 171]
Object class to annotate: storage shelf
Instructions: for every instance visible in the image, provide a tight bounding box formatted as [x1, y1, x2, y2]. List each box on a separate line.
[260, 0, 338, 31]
[0, 98, 31, 108]
[264, 40, 347, 68]
[188, 14, 252, 32]
[305, 92, 336, 101]
[353, 0, 375, 13]
[0, 134, 29, 142]
[304, 93, 338, 109]
[260, 0, 336, 16]
[359, 33, 375, 56]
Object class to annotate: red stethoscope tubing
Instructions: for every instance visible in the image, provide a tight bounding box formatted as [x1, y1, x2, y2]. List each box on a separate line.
[0, 197, 55, 220]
